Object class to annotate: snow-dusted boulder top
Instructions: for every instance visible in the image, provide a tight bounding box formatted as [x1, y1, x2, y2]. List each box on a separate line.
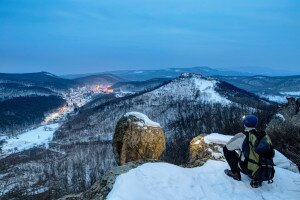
[107, 160, 300, 200]
[192, 133, 299, 173]
[124, 112, 161, 127]
[113, 112, 165, 165]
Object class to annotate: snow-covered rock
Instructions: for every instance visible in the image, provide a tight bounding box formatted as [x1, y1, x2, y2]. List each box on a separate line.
[204, 133, 233, 145]
[107, 160, 300, 200]
[189, 134, 225, 165]
[275, 113, 285, 121]
[113, 113, 165, 165]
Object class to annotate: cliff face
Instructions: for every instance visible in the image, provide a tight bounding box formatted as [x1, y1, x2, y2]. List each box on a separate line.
[267, 97, 300, 168]
[284, 98, 300, 125]
[59, 160, 160, 200]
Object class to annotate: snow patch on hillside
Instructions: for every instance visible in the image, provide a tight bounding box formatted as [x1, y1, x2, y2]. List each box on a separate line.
[125, 112, 161, 128]
[43, 72, 57, 77]
[1, 124, 59, 156]
[193, 78, 230, 104]
[259, 94, 287, 103]
[148, 75, 230, 105]
[107, 160, 300, 200]
[280, 91, 300, 96]
[275, 113, 285, 121]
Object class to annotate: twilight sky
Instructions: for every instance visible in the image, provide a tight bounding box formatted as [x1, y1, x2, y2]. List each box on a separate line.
[0, 0, 299, 74]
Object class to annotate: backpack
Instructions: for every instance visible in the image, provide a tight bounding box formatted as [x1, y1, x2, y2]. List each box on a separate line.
[248, 130, 275, 183]
[254, 156, 275, 183]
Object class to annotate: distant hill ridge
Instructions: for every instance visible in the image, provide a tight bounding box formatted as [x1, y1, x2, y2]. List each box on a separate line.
[0, 71, 124, 89]
[0, 71, 75, 90]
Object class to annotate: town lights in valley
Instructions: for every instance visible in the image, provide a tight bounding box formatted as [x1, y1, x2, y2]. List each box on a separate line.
[43, 106, 68, 124]
[43, 83, 114, 125]
[93, 84, 113, 93]
[103, 86, 113, 93]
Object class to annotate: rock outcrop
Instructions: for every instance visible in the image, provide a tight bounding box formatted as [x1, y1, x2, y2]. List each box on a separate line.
[189, 133, 227, 167]
[267, 97, 300, 168]
[274, 97, 300, 126]
[113, 112, 166, 165]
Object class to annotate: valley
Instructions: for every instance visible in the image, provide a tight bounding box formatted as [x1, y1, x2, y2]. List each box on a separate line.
[0, 70, 299, 199]
[0, 83, 114, 158]
[1, 2, 299, 199]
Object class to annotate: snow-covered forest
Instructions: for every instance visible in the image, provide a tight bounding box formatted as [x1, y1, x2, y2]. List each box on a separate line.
[0, 71, 299, 199]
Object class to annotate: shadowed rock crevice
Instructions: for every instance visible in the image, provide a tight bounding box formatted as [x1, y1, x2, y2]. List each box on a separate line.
[113, 112, 166, 165]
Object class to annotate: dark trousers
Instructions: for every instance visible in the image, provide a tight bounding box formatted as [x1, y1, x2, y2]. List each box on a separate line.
[223, 146, 241, 174]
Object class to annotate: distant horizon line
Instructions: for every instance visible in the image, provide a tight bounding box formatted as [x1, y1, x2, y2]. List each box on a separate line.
[1, 65, 300, 77]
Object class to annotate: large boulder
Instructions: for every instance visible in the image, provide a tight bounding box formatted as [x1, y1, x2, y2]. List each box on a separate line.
[189, 133, 227, 167]
[113, 112, 165, 165]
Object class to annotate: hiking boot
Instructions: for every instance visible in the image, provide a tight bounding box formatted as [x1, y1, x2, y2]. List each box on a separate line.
[250, 180, 262, 188]
[224, 169, 241, 181]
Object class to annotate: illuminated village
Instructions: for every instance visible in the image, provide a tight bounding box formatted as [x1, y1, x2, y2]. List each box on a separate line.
[43, 84, 114, 125]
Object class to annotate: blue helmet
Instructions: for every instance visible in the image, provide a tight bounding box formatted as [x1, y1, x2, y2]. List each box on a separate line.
[243, 115, 258, 128]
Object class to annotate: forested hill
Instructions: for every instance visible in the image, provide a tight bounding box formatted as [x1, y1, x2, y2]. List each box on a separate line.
[0, 73, 279, 199]
[0, 72, 76, 91]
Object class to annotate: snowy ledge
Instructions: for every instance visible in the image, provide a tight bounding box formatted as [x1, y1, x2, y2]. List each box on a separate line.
[204, 133, 232, 145]
[124, 112, 161, 128]
[107, 160, 300, 200]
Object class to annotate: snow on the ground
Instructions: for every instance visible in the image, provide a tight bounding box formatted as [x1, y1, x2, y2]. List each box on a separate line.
[125, 112, 161, 127]
[149, 74, 230, 105]
[204, 133, 233, 145]
[259, 94, 287, 103]
[193, 78, 231, 105]
[107, 160, 300, 200]
[273, 151, 299, 174]
[203, 133, 299, 173]
[115, 90, 136, 98]
[280, 91, 300, 96]
[1, 124, 60, 156]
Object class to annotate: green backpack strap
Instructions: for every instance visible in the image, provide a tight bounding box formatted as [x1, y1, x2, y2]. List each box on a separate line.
[248, 132, 260, 176]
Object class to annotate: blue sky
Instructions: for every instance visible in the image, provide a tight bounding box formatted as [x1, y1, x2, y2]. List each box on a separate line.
[0, 0, 299, 74]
